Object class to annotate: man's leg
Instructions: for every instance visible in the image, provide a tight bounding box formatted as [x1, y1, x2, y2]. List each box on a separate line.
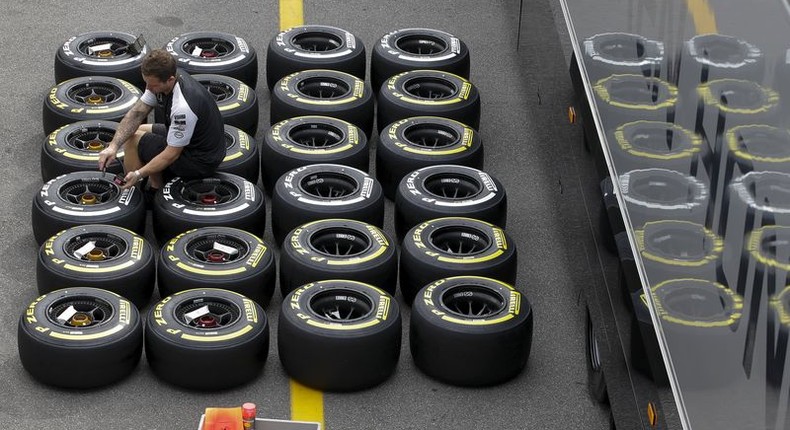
[133, 124, 167, 189]
[121, 124, 153, 173]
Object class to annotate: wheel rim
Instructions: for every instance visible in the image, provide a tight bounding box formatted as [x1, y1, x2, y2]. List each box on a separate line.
[183, 38, 234, 58]
[292, 32, 343, 52]
[440, 285, 505, 319]
[296, 77, 351, 100]
[66, 126, 116, 152]
[200, 80, 235, 102]
[65, 232, 127, 262]
[180, 179, 239, 205]
[59, 178, 119, 205]
[175, 297, 241, 329]
[403, 77, 457, 100]
[299, 172, 358, 198]
[47, 296, 113, 328]
[288, 123, 345, 148]
[429, 226, 491, 255]
[403, 123, 460, 148]
[67, 82, 123, 105]
[309, 289, 374, 322]
[395, 34, 448, 55]
[185, 234, 249, 263]
[309, 227, 371, 257]
[423, 173, 482, 200]
[78, 37, 130, 58]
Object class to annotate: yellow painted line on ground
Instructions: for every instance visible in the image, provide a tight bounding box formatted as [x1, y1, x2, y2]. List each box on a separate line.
[686, 0, 718, 34]
[279, 0, 304, 30]
[290, 380, 325, 428]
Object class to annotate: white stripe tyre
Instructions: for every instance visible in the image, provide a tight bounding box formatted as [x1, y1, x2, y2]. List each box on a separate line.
[42, 76, 142, 135]
[166, 32, 258, 89]
[279, 219, 398, 297]
[41, 120, 124, 182]
[278, 280, 402, 391]
[37, 225, 155, 309]
[194, 74, 259, 136]
[217, 125, 259, 184]
[145, 289, 269, 390]
[266, 25, 366, 90]
[399, 217, 517, 304]
[18, 287, 143, 388]
[394, 165, 506, 241]
[54, 31, 149, 89]
[271, 164, 384, 246]
[152, 172, 265, 244]
[158, 227, 276, 306]
[410, 276, 533, 386]
[581, 32, 664, 81]
[31, 171, 146, 245]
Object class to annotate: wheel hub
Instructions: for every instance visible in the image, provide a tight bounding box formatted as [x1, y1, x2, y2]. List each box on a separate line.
[196, 315, 220, 328]
[207, 251, 226, 262]
[70, 313, 93, 327]
[80, 194, 98, 205]
[86, 249, 106, 261]
[201, 194, 219, 204]
[86, 95, 105, 105]
[86, 140, 106, 151]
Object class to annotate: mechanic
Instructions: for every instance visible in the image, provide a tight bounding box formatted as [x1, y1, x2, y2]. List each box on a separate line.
[97, 48, 224, 199]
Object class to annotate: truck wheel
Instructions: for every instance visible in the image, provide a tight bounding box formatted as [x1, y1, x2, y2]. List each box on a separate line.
[166, 32, 258, 88]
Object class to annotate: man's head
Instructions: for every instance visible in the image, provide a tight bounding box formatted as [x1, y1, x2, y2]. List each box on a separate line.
[141, 49, 177, 94]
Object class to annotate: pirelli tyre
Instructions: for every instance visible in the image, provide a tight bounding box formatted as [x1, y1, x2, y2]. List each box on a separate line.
[17, 287, 143, 389]
[41, 120, 124, 182]
[166, 32, 258, 89]
[152, 172, 265, 244]
[266, 25, 366, 90]
[279, 219, 397, 297]
[194, 74, 259, 136]
[158, 227, 276, 306]
[394, 165, 506, 241]
[371, 28, 470, 94]
[42, 76, 141, 135]
[377, 70, 481, 131]
[271, 164, 385, 246]
[37, 225, 155, 309]
[410, 276, 533, 386]
[278, 280, 401, 391]
[376, 116, 483, 200]
[270, 69, 374, 138]
[591, 74, 677, 126]
[145, 289, 269, 390]
[54, 31, 149, 89]
[217, 125, 259, 184]
[399, 217, 517, 304]
[581, 32, 664, 81]
[31, 171, 146, 245]
[261, 116, 368, 195]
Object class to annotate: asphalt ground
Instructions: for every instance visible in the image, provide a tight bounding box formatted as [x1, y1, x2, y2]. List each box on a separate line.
[0, 0, 613, 428]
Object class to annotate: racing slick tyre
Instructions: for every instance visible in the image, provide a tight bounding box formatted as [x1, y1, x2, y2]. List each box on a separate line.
[54, 31, 149, 89]
[194, 74, 259, 136]
[166, 32, 258, 89]
[591, 74, 677, 125]
[266, 25, 366, 89]
[271, 164, 384, 246]
[270, 69, 374, 138]
[152, 172, 265, 244]
[18, 287, 143, 389]
[42, 76, 142, 135]
[580, 32, 664, 81]
[371, 28, 470, 94]
[377, 116, 483, 200]
[37, 225, 155, 309]
[261, 116, 369, 195]
[217, 125, 259, 184]
[145, 289, 269, 390]
[394, 165, 506, 241]
[31, 171, 146, 245]
[399, 217, 517, 304]
[278, 280, 401, 391]
[410, 276, 533, 386]
[158, 227, 276, 306]
[377, 70, 481, 131]
[41, 120, 124, 182]
[279, 219, 397, 297]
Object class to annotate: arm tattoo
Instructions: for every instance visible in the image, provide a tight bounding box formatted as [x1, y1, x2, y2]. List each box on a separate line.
[111, 100, 152, 148]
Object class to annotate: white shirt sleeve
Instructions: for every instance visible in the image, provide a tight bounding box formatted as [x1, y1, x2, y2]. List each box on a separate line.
[167, 83, 198, 148]
[140, 89, 157, 106]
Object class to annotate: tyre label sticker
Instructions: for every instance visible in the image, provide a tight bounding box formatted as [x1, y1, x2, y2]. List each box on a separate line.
[182, 202, 250, 216]
[213, 242, 239, 255]
[56, 305, 78, 323]
[184, 305, 210, 322]
[72, 241, 96, 259]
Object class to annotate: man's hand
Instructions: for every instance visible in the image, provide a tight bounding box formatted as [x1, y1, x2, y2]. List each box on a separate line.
[120, 170, 143, 190]
[98, 144, 118, 171]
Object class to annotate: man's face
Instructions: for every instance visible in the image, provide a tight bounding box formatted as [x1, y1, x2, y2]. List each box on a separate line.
[143, 74, 176, 95]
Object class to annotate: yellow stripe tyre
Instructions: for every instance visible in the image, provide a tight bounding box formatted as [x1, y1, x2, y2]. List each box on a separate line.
[193, 74, 258, 136]
[370, 28, 470, 94]
[377, 70, 481, 131]
[41, 120, 124, 182]
[31, 171, 146, 245]
[270, 70, 374, 138]
[166, 31, 258, 89]
[17, 287, 143, 388]
[261, 116, 369, 195]
[216, 125, 259, 184]
[54, 31, 149, 90]
[591, 74, 677, 126]
[278, 280, 401, 391]
[145, 288, 269, 390]
[410, 276, 533, 386]
[376, 116, 483, 200]
[37, 225, 155, 309]
[279, 219, 397, 297]
[158, 227, 275, 306]
[42, 76, 141, 135]
[266, 25, 366, 90]
[400, 217, 517, 304]
[581, 32, 664, 81]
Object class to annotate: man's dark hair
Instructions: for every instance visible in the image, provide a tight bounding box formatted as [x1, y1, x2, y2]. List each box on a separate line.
[141, 49, 177, 82]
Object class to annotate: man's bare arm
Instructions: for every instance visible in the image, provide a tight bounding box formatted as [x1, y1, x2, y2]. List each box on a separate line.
[110, 100, 153, 148]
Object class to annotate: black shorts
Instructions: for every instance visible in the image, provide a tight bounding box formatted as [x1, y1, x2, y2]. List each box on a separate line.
[138, 124, 218, 180]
